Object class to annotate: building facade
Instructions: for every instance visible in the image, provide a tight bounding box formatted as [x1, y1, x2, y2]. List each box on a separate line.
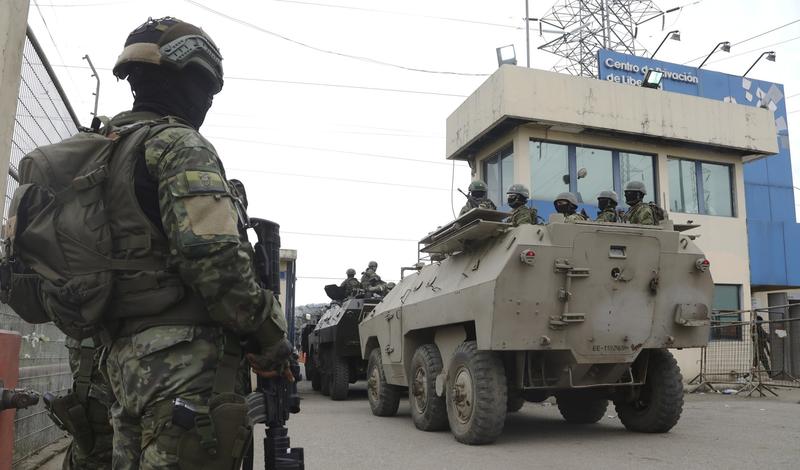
[446, 65, 777, 378]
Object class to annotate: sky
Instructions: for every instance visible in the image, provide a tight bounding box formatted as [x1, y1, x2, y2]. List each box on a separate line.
[23, 0, 800, 305]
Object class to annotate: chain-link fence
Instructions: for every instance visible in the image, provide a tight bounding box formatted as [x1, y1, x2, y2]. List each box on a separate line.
[690, 304, 800, 397]
[2, 27, 80, 466]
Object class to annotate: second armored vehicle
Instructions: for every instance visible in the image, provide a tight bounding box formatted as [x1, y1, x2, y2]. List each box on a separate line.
[306, 285, 381, 400]
[359, 209, 713, 444]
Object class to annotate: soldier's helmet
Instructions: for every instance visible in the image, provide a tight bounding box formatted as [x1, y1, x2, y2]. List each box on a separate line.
[597, 190, 618, 204]
[624, 181, 647, 196]
[113, 17, 224, 94]
[506, 184, 530, 199]
[346, 268, 356, 276]
[368, 261, 378, 269]
[468, 180, 488, 193]
[555, 192, 579, 206]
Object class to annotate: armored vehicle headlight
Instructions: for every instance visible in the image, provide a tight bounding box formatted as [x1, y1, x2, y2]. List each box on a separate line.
[695, 257, 710, 272]
[520, 249, 536, 266]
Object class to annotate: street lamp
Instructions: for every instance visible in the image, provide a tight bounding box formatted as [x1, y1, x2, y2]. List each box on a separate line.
[743, 51, 776, 77]
[496, 45, 518, 67]
[698, 41, 731, 69]
[651, 30, 680, 59]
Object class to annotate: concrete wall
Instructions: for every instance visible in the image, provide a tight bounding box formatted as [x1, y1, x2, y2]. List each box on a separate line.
[447, 65, 778, 161]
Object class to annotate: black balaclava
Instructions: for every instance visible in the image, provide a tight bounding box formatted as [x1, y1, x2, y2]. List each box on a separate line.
[554, 200, 576, 215]
[598, 198, 616, 211]
[624, 191, 643, 206]
[471, 190, 487, 200]
[507, 194, 526, 209]
[129, 64, 214, 129]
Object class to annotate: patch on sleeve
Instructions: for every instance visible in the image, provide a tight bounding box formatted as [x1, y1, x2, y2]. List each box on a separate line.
[184, 195, 239, 237]
[185, 170, 226, 194]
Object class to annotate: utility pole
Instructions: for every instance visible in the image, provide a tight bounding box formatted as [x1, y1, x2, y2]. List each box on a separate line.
[0, 0, 31, 224]
[525, 0, 530, 67]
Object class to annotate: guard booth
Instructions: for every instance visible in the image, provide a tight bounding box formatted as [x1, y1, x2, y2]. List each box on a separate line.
[445, 65, 778, 379]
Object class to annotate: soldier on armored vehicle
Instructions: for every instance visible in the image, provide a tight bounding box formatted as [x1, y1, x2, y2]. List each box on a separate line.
[359, 203, 712, 445]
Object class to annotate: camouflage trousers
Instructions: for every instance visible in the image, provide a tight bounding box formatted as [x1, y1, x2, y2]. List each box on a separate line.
[105, 325, 225, 470]
[63, 338, 113, 470]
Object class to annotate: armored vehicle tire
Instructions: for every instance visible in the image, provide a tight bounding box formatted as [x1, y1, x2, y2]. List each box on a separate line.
[445, 341, 507, 445]
[410, 344, 449, 431]
[556, 392, 607, 423]
[330, 355, 349, 401]
[306, 356, 322, 391]
[311, 370, 322, 391]
[320, 370, 331, 396]
[367, 348, 401, 416]
[614, 349, 683, 433]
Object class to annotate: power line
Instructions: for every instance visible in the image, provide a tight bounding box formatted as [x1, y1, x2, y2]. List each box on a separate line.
[208, 135, 454, 167]
[204, 123, 443, 139]
[226, 167, 451, 191]
[683, 18, 800, 64]
[183, 0, 491, 77]
[283, 231, 417, 242]
[703, 34, 800, 66]
[273, 0, 521, 30]
[47, 63, 471, 98]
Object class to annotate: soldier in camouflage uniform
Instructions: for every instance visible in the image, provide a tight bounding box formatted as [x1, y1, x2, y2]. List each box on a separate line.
[361, 261, 388, 295]
[340, 268, 361, 297]
[595, 190, 619, 223]
[459, 180, 497, 216]
[102, 18, 289, 469]
[506, 184, 538, 226]
[63, 338, 113, 469]
[554, 192, 587, 222]
[622, 181, 659, 225]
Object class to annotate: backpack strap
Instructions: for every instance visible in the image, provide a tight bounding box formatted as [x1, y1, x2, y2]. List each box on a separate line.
[73, 337, 96, 403]
[213, 331, 243, 396]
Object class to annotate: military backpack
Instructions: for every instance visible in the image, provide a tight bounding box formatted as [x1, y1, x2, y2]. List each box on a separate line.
[0, 119, 187, 339]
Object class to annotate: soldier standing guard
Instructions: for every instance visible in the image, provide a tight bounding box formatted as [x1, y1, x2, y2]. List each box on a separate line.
[622, 181, 661, 225]
[100, 17, 290, 469]
[459, 180, 497, 216]
[554, 192, 587, 222]
[595, 190, 619, 222]
[506, 184, 538, 226]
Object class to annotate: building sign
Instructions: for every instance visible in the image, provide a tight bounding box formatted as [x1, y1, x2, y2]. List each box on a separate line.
[602, 56, 699, 86]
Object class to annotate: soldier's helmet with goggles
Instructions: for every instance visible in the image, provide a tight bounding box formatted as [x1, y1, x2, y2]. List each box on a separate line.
[506, 184, 530, 199]
[368, 261, 378, 269]
[468, 180, 488, 193]
[555, 192, 579, 207]
[624, 181, 647, 196]
[346, 268, 356, 276]
[113, 17, 224, 94]
[597, 190, 618, 204]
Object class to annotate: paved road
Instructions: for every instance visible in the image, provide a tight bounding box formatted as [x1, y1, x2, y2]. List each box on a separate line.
[254, 380, 800, 470]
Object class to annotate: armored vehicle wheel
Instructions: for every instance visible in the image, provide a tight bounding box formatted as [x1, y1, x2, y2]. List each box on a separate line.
[556, 392, 607, 423]
[306, 355, 322, 391]
[320, 366, 331, 396]
[614, 349, 683, 433]
[410, 344, 448, 431]
[330, 355, 349, 401]
[445, 341, 507, 445]
[367, 348, 401, 416]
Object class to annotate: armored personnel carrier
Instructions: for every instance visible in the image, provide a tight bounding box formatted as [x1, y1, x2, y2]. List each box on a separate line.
[358, 208, 713, 444]
[306, 285, 381, 400]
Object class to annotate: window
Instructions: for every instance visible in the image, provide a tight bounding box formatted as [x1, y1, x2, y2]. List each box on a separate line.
[530, 141, 569, 200]
[529, 140, 656, 205]
[575, 147, 612, 205]
[711, 284, 742, 341]
[482, 145, 514, 207]
[668, 157, 734, 217]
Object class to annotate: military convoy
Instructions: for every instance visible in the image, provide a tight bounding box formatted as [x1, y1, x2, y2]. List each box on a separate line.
[356, 208, 713, 444]
[303, 285, 381, 400]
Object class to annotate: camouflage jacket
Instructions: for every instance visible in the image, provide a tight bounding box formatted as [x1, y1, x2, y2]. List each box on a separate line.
[624, 202, 657, 225]
[459, 197, 497, 216]
[595, 208, 619, 222]
[340, 277, 361, 296]
[109, 110, 286, 342]
[563, 212, 587, 223]
[361, 268, 383, 287]
[508, 205, 538, 227]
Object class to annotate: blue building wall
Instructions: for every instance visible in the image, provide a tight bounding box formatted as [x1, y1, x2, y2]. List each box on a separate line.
[598, 50, 796, 288]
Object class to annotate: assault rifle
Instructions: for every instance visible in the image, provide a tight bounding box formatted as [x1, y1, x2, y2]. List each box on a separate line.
[457, 188, 479, 208]
[244, 217, 304, 470]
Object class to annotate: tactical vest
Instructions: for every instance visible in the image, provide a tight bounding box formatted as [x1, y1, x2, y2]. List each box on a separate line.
[2, 116, 209, 340]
